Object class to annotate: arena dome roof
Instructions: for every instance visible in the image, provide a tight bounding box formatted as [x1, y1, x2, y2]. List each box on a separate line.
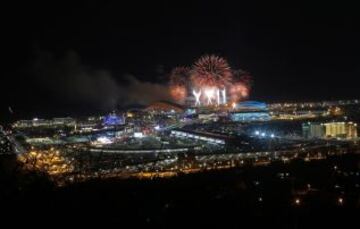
[145, 101, 184, 113]
[235, 101, 268, 110]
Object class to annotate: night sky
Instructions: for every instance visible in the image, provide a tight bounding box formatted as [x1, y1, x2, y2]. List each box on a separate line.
[2, 1, 360, 120]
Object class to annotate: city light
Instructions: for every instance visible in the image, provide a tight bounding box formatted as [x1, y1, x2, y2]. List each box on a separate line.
[96, 136, 113, 144]
[338, 197, 344, 205]
[232, 102, 236, 109]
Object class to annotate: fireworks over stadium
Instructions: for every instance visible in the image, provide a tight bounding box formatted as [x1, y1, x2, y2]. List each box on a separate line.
[169, 55, 252, 107]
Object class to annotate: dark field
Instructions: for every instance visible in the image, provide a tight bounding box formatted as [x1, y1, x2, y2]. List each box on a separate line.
[1, 154, 359, 228]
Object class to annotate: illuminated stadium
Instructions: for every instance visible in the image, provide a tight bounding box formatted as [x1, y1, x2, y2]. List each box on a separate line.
[230, 101, 270, 122]
[234, 101, 268, 111]
[145, 101, 184, 113]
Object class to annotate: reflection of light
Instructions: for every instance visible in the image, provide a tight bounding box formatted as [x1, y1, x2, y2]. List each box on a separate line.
[232, 102, 236, 109]
[33, 118, 38, 121]
[255, 131, 260, 135]
[154, 125, 160, 130]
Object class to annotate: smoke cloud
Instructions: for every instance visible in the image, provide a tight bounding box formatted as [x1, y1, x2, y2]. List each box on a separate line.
[119, 75, 171, 105]
[31, 50, 171, 110]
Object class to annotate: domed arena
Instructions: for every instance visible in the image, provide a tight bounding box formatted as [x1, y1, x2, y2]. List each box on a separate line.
[145, 101, 184, 113]
[234, 101, 268, 111]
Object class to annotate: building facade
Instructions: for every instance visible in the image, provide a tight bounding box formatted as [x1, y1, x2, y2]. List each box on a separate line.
[303, 122, 358, 139]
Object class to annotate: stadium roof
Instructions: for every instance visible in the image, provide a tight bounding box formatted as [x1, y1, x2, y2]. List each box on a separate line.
[235, 101, 268, 110]
[145, 101, 184, 113]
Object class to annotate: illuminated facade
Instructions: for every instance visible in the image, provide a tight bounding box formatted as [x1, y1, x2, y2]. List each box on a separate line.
[230, 101, 270, 122]
[303, 122, 358, 139]
[324, 122, 357, 138]
[234, 101, 268, 111]
[302, 123, 325, 138]
[230, 111, 270, 122]
[103, 113, 125, 126]
[13, 117, 76, 128]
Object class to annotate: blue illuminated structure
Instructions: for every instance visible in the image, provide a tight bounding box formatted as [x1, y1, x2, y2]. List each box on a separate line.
[231, 101, 270, 122]
[235, 101, 268, 110]
[103, 113, 124, 126]
[230, 111, 270, 122]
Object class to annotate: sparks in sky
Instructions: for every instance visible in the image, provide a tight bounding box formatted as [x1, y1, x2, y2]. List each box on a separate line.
[169, 55, 252, 106]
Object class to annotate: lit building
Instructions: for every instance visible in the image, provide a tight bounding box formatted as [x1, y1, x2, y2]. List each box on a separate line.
[303, 122, 358, 139]
[302, 122, 325, 139]
[13, 117, 76, 128]
[347, 122, 358, 138]
[171, 129, 226, 144]
[52, 117, 76, 126]
[103, 113, 125, 126]
[324, 122, 357, 139]
[230, 101, 271, 122]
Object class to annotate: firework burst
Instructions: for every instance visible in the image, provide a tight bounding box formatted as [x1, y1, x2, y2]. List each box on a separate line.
[191, 55, 232, 88]
[230, 70, 252, 102]
[229, 82, 249, 102]
[169, 67, 190, 102]
[168, 55, 253, 106]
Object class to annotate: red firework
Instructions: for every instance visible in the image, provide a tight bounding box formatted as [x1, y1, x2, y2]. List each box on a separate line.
[230, 82, 249, 102]
[169, 66, 190, 102]
[170, 86, 187, 102]
[230, 70, 252, 102]
[191, 55, 232, 88]
[232, 69, 253, 87]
